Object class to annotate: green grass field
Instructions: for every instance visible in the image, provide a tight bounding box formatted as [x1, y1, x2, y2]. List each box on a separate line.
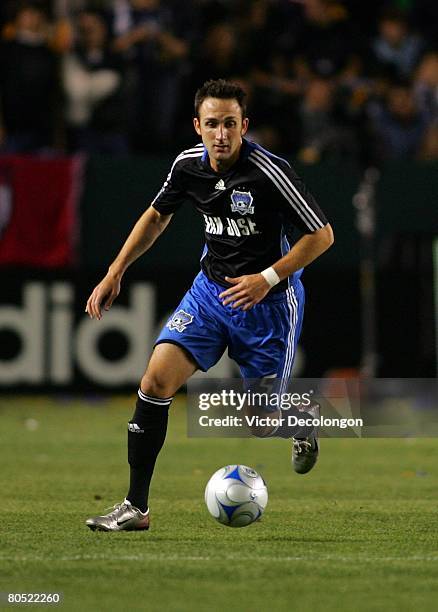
[1, 396, 437, 611]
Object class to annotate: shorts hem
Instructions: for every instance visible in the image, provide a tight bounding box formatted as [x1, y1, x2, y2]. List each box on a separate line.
[154, 339, 205, 372]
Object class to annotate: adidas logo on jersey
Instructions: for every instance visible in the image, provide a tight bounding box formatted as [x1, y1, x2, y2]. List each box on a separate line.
[215, 179, 226, 191]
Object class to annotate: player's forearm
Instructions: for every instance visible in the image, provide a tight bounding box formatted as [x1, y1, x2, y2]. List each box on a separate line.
[108, 207, 172, 279]
[272, 224, 334, 281]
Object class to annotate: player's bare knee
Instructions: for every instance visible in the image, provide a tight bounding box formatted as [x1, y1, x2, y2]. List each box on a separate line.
[140, 372, 173, 399]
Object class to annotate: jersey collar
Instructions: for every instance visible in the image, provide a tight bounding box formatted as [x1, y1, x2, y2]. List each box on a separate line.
[200, 138, 251, 175]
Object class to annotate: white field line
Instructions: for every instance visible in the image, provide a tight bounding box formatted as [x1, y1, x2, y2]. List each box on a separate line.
[1, 554, 438, 563]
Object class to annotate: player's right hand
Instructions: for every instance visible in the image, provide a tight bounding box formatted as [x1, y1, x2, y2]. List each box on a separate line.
[85, 274, 121, 320]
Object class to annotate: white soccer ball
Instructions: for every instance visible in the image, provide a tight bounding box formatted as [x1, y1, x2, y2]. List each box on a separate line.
[204, 464, 268, 528]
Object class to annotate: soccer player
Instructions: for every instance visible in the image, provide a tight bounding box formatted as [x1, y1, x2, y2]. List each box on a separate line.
[85, 79, 334, 531]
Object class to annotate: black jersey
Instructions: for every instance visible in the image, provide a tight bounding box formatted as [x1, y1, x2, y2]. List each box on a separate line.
[152, 139, 328, 292]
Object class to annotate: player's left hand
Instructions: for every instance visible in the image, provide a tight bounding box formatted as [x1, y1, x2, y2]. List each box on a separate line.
[219, 274, 271, 310]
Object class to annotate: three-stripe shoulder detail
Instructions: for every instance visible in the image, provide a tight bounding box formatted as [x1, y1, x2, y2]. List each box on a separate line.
[169, 145, 204, 172]
[179, 142, 204, 156]
[248, 149, 325, 231]
[152, 146, 203, 205]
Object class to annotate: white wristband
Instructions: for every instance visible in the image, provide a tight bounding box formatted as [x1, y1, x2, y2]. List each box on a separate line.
[261, 266, 281, 288]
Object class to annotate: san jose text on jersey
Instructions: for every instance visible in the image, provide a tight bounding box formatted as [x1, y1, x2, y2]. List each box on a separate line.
[152, 139, 328, 292]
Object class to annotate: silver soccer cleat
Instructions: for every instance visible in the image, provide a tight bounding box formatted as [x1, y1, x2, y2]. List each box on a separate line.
[292, 436, 319, 474]
[292, 401, 320, 474]
[86, 499, 150, 532]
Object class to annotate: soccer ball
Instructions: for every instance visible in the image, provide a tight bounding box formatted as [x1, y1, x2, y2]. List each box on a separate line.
[204, 464, 268, 527]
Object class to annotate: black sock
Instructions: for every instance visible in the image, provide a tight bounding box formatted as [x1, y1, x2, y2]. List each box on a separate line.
[271, 408, 317, 439]
[270, 391, 320, 439]
[126, 390, 172, 513]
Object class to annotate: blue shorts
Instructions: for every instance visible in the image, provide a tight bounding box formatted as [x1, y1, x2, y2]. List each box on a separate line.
[155, 271, 304, 380]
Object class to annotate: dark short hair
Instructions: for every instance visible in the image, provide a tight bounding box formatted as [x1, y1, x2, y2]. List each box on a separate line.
[194, 79, 247, 119]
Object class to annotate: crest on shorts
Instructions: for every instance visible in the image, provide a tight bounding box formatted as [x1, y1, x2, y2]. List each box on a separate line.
[166, 309, 194, 333]
[230, 190, 254, 215]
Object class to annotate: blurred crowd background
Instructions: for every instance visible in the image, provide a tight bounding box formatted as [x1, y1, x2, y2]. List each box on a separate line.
[0, 0, 437, 165]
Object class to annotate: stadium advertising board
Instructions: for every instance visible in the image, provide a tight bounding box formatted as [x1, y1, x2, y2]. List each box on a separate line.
[0, 279, 155, 389]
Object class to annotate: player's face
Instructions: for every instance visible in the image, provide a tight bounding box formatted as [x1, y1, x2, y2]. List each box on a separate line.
[194, 97, 249, 171]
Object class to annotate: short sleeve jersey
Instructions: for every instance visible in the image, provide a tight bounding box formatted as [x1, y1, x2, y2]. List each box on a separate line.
[152, 139, 328, 292]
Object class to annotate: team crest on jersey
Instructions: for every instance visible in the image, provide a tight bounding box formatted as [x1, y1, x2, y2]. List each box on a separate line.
[166, 309, 194, 333]
[230, 190, 254, 215]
